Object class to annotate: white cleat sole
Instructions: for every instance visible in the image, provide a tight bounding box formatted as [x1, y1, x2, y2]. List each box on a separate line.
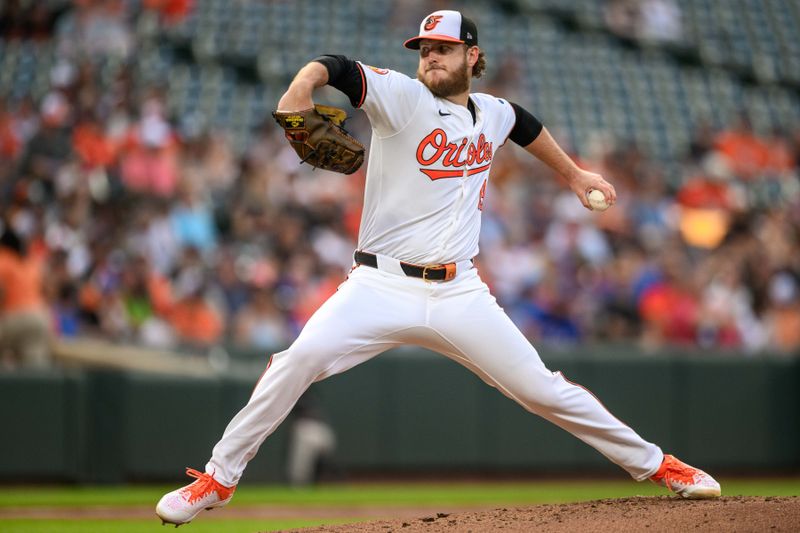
[681, 488, 722, 500]
[679, 486, 722, 499]
[156, 495, 233, 526]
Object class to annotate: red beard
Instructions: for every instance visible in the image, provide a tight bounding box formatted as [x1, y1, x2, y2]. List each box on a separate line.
[417, 57, 470, 98]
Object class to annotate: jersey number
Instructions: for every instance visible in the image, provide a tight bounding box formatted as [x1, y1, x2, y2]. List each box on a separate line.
[477, 179, 487, 211]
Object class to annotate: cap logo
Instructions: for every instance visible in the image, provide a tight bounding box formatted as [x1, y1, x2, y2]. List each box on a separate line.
[466, 32, 473, 39]
[423, 15, 443, 31]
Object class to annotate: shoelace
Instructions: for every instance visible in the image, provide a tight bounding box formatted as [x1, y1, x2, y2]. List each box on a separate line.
[663, 461, 698, 484]
[182, 468, 218, 504]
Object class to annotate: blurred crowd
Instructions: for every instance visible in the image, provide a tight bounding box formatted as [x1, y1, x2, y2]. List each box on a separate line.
[480, 114, 800, 354]
[1, 0, 799, 370]
[604, 0, 683, 45]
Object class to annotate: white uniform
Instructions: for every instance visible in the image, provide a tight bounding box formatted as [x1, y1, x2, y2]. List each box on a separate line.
[206, 64, 663, 486]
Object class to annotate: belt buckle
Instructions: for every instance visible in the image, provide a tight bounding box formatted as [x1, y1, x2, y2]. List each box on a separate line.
[422, 265, 435, 283]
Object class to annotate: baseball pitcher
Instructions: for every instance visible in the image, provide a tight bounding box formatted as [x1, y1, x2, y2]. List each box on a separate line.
[157, 10, 721, 526]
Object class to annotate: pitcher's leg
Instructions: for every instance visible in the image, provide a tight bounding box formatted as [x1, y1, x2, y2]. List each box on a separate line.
[429, 275, 662, 480]
[207, 268, 414, 486]
[157, 268, 425, 526]
[207, 336, 397, 486]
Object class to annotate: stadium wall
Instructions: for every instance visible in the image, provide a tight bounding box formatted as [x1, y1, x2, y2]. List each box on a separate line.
[1, 351, 798, 483]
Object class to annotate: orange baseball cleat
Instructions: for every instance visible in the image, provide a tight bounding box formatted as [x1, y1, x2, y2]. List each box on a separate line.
[156, 468, 236, 526]
[650, 454, 721, 499]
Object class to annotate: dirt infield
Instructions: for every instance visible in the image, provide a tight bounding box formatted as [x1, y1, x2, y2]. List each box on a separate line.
[2, 495, 797, 532]
[281, 496, 800, 533]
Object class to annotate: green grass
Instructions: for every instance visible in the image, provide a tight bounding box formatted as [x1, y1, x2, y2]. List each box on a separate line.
[1, 478, 798, 533]
[0, 519, 347, 533]
[1, 478, 799, 508]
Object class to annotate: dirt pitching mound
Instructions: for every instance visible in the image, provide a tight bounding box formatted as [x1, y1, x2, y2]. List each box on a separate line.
[281, 496, 799, 533]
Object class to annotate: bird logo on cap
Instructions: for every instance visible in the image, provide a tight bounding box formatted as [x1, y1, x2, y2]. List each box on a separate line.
[423, 15, 443, 31]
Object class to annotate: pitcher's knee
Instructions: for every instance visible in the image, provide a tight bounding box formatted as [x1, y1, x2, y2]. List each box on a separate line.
[520, 389, 563, 411]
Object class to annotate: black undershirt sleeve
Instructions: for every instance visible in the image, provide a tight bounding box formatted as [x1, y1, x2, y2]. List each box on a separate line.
[312, 55, 366, 108]
[509, 102, 543, 147]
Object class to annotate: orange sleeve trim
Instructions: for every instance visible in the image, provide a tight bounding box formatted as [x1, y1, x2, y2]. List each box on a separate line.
[356, 63, 367, 108]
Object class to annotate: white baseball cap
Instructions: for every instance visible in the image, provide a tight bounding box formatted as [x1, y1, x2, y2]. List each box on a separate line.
[403, 10, 479, 50]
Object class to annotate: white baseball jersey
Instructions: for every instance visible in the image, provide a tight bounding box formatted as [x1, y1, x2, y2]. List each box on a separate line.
[355, 64, 516, 265]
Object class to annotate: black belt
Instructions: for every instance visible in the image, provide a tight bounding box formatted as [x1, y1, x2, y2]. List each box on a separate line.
[354, 251, 458, 282]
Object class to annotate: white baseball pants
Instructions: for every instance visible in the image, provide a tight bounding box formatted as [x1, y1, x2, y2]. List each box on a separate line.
[207, 264, 663, 486]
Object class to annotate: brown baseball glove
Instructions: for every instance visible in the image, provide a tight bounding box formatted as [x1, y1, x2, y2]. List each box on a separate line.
[272, 104, 365, 175]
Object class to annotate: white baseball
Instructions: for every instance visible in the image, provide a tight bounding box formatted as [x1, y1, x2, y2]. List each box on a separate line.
[587, 189, 610, 211]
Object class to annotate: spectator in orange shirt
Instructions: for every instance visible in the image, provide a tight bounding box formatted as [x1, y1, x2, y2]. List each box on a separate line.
[168, 284, 223, 348]
[713, 116, 770, 179]
[72, 112, 115, 170]
[0, 228, 51, 369]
